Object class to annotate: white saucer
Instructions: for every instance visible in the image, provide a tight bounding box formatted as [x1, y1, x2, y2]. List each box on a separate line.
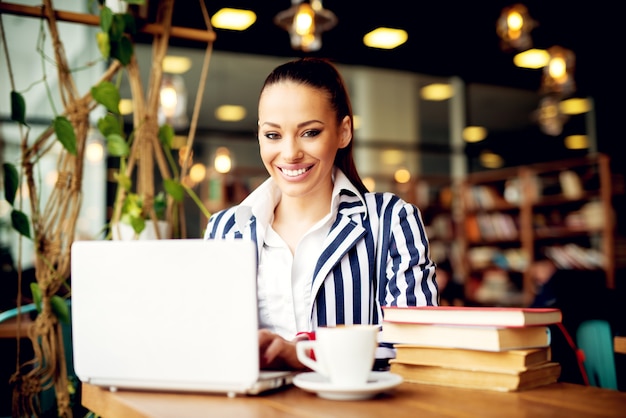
[293, 371, 403, 401]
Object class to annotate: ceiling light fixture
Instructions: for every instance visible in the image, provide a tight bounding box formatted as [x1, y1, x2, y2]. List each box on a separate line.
[496, 3, 536, 51]
[541, 46, 576, 97]
[420, 83, 454, 101]
[274, 0, 337, 52]
[363, 28, 408, 50]
[564, 135, 588, 150]
[162, 55, 192, 74]
[215, 105, 246, 122]
[559, 97, 591, 115]
[463, 126, 488, 143]
[479, 151, 504, 169]
[513, 48, 549, 69]
[211, 8, 257, 31]
[535, 95, 567, 136]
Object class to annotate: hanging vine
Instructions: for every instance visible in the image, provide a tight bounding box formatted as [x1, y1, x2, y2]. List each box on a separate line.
[0, 0, 215, 416]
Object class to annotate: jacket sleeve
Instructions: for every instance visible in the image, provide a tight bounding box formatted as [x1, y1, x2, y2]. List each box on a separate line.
[203, 207, 238, 239]
[381, 197, 438, 307]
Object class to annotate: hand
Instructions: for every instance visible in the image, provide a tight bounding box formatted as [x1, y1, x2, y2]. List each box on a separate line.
[258, 329, 308, 370]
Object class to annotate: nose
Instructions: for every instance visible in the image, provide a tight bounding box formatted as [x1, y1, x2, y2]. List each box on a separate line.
[282, 136, 303, 161]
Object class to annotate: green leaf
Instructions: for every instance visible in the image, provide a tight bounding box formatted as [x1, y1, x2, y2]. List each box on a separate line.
[2, 162, 19, 206]
[109, 13, 126, 42]
[30, 283, 42, 312]
[53, 116, 78, 155]
[164, 179, 185, 203]
[99, 6, 113, 32]
[153, 191, 167, 220]
[91, 81, 120, 114]
[106, 133, 130, 157]
[129, 215, 145, 234]
[113, 36, 134, 66]
[124, 0, 145, 5]
[96, 31, 110, 59]
[97, 114, 123, 137]
[122, 12, 137, 36]
[51, 296, 70, 324]
[10, 91, 27, 125]
[114, 171, 132, 192]
[158, 124, 174, 149]
[122, 193, 142, 217]
[11, 209, 31, 238]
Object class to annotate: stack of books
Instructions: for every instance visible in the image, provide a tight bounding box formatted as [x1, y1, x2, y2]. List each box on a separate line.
[381, 306, 563, 392]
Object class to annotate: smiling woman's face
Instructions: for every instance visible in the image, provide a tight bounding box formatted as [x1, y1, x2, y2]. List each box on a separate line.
[257, 80, 352, 200]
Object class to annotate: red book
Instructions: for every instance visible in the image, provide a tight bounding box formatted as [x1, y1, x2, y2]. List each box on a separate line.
[382, 306, 562, 327]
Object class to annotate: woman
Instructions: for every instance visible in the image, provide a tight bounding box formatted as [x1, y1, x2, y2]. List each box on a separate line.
[204, 57, 438, 369]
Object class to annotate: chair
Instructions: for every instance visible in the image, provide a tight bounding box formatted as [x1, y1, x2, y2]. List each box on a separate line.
[0, 303, 38, 323]
[576, 319, 618, 390]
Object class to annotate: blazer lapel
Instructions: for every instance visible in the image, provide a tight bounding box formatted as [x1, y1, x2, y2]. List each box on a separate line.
[310, 210, 366, 299]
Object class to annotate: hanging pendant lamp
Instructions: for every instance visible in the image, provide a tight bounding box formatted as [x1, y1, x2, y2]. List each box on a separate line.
[274, 0, 337, 52]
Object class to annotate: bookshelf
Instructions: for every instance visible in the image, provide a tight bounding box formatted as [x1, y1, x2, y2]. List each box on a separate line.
[459, 153, 615, 307]
[393, 175, 465, 305]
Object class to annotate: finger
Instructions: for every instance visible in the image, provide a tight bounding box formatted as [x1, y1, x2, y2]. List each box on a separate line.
[258, 329, 272, 349]
[263, 337, 283, 366]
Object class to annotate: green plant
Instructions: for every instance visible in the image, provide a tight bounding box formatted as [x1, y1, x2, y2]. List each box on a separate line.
[88, 1, 210, 238]
[90, 84, 210, 236]
[2, 0, 214, 415]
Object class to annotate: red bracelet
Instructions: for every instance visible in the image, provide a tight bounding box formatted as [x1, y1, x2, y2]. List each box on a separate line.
[295, 331, 316, 341]
[295, 332, 316, 362]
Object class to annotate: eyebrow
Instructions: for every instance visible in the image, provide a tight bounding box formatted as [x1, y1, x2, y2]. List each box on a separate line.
[259, 119, 325, 129]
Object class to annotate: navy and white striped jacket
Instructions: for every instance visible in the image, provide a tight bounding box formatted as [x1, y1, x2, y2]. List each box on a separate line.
[204, 175, 438, 330]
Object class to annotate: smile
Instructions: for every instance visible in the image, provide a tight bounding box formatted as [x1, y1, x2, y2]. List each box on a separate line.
[280, 167, 311, 177]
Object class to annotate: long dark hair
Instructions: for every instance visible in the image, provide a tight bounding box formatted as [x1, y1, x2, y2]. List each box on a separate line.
[260, 57, 369, 195]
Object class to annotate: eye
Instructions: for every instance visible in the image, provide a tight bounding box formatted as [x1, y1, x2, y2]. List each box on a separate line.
[302, 129, 321, 138]
[263, 132, 281, 140]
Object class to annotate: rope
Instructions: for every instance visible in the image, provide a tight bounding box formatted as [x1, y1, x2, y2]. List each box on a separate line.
[3, 0, 213, 414]
[5, 0, 108, 415]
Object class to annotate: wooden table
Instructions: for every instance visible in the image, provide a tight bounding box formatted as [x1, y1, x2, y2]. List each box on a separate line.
[82, 380, 626, 418]
[615, 336, 626, 355]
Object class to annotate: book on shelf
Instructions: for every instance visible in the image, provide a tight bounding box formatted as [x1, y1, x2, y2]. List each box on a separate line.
[389, 360, 561, 392]
[380, 322, 551, 351]
[382, 306, 562, 327]
[393, 345, 552, 372]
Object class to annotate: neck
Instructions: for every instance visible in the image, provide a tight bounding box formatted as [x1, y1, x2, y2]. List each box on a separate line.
[271, 181, 333, 253]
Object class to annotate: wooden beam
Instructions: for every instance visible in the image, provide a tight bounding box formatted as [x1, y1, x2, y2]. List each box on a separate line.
[0, 2, 216, 43]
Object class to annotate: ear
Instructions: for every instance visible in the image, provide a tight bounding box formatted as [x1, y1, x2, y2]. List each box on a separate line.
[338, 115, 352, 149]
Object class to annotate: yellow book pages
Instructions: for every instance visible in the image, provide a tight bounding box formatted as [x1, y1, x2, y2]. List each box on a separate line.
[389, 361, 561, 392]
[381, 322, 551, 351]
[393, 346, 551, 372]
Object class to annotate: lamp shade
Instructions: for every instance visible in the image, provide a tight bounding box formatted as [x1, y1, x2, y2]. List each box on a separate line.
[496, 3, 536, 51]
[541, 46, 576, 97]
[274, 0, 337, 52]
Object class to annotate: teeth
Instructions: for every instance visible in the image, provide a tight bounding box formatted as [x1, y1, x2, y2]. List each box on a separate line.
[282, 167, 308, 177]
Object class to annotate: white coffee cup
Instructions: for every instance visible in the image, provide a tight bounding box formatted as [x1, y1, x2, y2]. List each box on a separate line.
[296, 325, 379, 387]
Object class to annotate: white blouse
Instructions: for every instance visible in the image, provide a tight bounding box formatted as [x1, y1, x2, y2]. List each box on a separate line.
[256, 171, 352, 339]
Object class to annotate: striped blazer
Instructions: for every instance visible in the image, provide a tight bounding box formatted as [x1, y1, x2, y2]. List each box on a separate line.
[204, 181, 438, 330]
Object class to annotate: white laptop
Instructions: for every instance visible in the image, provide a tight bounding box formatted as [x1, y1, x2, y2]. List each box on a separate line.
[70, 239, 296, 397]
